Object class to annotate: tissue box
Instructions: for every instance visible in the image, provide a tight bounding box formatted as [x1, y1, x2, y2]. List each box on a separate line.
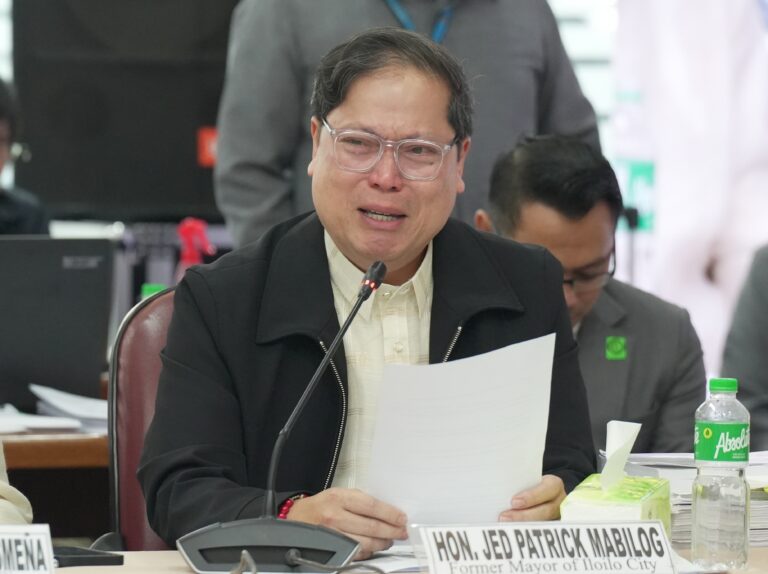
[560, 474, 671, 536]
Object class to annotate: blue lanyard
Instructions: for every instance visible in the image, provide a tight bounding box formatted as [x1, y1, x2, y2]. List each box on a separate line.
[384, 0, 455, 44]
[760, 0, 768, 28]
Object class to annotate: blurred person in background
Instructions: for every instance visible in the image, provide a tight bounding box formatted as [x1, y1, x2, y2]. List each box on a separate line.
[476, 136, 706, 453]
[611, 0, 768, 374]
[721, 245, 768, 450]
[0, 78, 48, 235]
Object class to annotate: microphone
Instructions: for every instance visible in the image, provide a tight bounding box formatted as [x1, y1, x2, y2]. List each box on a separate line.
[177, 261, 388, 574]
[265, 259, 386, 516]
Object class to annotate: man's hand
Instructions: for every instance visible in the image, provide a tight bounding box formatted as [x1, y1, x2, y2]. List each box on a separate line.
[287, 488, 408, 559]
[498, 475, 566, 522]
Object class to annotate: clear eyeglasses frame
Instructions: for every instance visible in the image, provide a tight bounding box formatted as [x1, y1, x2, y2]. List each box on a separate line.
[562, 248, 616, 294]
[321, 118, 457, 181]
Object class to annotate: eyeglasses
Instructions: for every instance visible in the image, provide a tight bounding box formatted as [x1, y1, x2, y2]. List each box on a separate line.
[562, 249, 616, 294]
[322, 118, 456, 181]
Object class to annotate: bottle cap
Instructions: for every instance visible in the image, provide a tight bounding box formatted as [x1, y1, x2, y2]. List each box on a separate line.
[709, 377, 738, 392]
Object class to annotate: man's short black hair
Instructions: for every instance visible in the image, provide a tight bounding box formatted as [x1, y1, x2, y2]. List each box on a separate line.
[0, 78, 18, 143]
[488, 135, 623, 235]
[311, 27, 473, 143]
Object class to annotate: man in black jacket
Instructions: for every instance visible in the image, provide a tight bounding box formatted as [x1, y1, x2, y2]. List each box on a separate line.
[139, 27, 595, 557]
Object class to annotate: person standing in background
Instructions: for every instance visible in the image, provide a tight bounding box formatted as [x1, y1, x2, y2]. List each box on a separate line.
[0, 441, 33, 525]
[0, 78, 48, 235]
[215, 0, 599, 248]
[611, 0, 768, 374]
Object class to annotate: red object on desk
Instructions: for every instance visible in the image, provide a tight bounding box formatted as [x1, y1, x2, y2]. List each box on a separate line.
[176, 217, 217, 282]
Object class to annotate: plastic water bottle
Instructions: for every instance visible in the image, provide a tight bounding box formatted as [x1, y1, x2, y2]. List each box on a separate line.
[691, 377, 750, 570]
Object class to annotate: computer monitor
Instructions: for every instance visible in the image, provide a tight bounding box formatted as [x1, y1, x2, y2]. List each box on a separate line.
[13, 0, 238, 221]
[0, 237, 114, 412]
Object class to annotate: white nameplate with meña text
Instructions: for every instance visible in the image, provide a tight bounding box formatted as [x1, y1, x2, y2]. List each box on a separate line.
[415, 521, 674, 574]
[0, 524, 54, 573]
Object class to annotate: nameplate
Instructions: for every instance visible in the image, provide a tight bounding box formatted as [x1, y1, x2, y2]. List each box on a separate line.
[415, 521, 674, 574]
[0, 524, 54, 573]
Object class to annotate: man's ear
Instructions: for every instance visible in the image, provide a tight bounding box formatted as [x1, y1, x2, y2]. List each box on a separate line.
[308, 117, 321, 176]
[454, 137, 472, 195]
[474, 209, 496, 233]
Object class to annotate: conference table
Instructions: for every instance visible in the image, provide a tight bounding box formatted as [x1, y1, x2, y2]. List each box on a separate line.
[54, 547, 768, 573]
[3, 432, 108, 470]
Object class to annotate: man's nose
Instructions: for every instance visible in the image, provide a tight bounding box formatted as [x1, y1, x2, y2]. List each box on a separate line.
[368, 146, 403, 191]
[562, 282, 578, 310]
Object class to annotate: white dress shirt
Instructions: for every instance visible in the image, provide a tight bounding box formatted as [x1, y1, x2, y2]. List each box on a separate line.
[325, 232, 433, 489]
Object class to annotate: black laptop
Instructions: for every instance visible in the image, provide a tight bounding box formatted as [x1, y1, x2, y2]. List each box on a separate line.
[0, 237, 114, 412]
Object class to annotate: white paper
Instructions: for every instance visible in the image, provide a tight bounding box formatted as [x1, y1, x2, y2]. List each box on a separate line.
[0, 404, 82, 433]
[28, 384, 107, 420]
[628, 450, 768, 467]
[362, 546, 420, 573]
[27, 384, 107, 434]
[600, 420, 641, 490]
[366, 333, 555, 525]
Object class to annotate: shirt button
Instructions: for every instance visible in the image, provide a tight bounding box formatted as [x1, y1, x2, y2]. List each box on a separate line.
[394, 342, 404, 353]
[382, 291, 392, 298]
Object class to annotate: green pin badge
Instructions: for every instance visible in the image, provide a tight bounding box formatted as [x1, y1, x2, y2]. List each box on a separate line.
[605, 336, 627, 360]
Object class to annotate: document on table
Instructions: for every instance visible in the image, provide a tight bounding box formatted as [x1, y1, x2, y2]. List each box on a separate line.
[366, 333, 555, 525]
[0, 404, 82, 433]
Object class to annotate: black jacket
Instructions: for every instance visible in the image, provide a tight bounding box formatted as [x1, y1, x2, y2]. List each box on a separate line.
[139, 213, 595, 544]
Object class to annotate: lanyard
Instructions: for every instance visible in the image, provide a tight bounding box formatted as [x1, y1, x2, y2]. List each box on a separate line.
[384, 0, 456, 44]
[760, 0, 768, 28]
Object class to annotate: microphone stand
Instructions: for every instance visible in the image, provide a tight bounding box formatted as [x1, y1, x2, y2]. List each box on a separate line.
[178, 261, 387, 574]
[264, 273, 380, 516]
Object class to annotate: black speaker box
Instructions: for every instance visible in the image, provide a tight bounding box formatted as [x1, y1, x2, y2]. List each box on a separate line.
[12, 0, 238, 221]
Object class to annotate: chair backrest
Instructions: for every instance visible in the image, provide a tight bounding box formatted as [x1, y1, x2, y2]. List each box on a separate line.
[107, 288, 175, 551]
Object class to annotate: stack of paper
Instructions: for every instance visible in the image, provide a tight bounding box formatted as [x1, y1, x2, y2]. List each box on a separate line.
[0, 404, 82, 433]
[29, 384, 108, 435]
[626, 452, 768, 547]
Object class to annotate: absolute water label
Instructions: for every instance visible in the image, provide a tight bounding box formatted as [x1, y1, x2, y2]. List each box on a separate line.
[694, 422, 749, 462]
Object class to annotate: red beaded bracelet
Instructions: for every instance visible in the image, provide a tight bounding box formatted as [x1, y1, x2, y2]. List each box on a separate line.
[277, 494, 307, 519]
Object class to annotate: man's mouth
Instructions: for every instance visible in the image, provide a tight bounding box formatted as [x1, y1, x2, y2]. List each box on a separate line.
[360, 208, 405, 222]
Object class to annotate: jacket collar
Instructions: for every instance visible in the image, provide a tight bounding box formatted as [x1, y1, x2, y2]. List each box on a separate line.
[255, 215, 524, 358]
[429, 220, 524, 361]
[583, 278, 627, 330]
[255, 215, 341, 346]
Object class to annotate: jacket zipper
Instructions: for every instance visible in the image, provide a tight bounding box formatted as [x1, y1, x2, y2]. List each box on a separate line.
[319, 339, 346, 490]
[442, 325, 463, 362]
[320, 324, 460, 487]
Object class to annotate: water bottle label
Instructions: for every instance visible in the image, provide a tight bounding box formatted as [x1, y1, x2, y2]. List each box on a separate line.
[694, 422, 749, 462]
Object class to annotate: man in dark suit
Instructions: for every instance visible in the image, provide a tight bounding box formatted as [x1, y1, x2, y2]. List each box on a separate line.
[140, 29, 594, 557]
[476, 136, 706, 453]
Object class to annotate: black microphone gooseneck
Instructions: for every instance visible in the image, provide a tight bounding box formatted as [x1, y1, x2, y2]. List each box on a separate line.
[263, 260, 387, 517]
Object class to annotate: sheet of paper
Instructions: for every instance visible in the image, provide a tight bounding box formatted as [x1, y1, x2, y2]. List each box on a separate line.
[366, 333, 555, 525]
[362, 546, 420, 573]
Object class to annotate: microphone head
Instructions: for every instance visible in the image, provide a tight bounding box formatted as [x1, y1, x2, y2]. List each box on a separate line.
[359, 260, 387, 300]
